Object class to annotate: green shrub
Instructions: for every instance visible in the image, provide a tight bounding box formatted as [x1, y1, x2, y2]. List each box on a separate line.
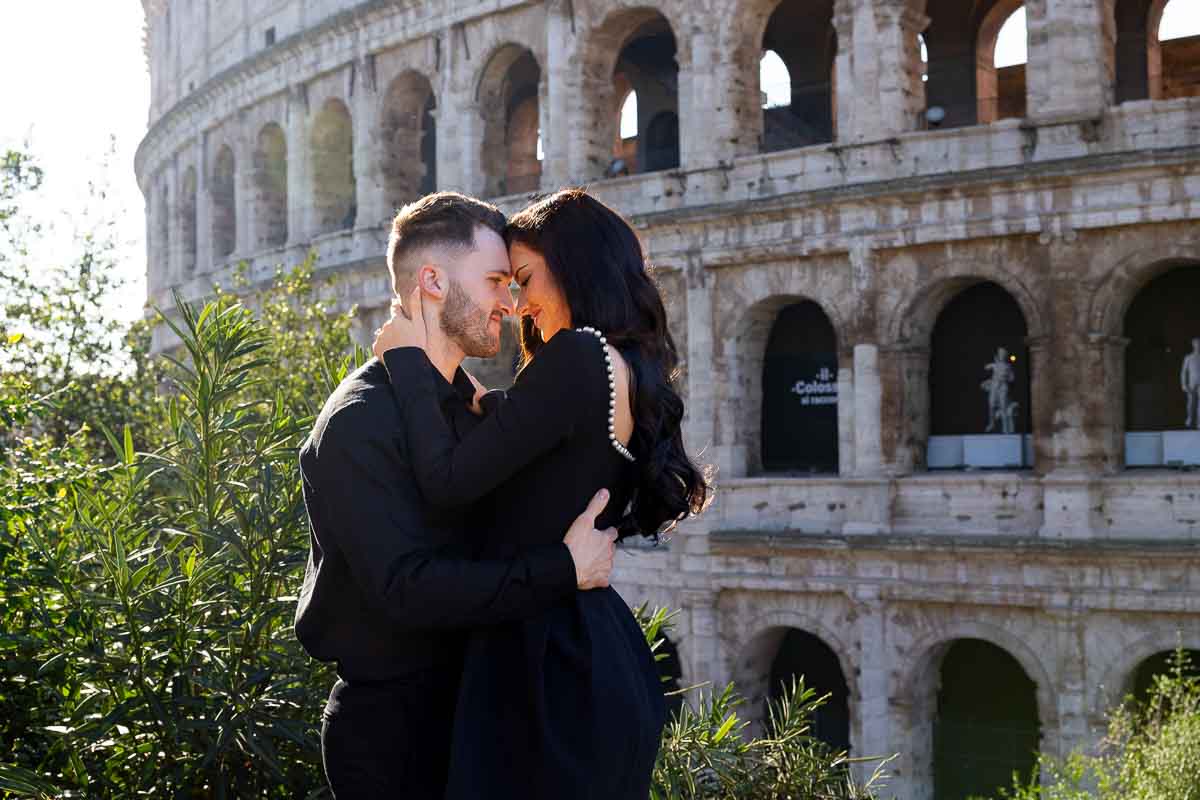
[997, 650, 1200, 800]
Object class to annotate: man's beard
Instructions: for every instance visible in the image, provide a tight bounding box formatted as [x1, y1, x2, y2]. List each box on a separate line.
[441, 279, 499, 358]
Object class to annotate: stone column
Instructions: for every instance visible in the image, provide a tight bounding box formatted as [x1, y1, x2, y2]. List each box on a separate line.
[541, 3, 574, 187]
[832, 0, 858, 143]
[681, 587, 723, 696]
[196, 135, 213, 274]
[234, 125, 255, 259]
[870, 0, 930, 139]
[677, 16, 722, 169]
[853, 343, 884, 476]
[683, 257, 716, 462]
[285, 85, 310, 247]
[852, 589, 891, 788]
[1026, 0, 1115, 121]
[352, 56, 385, 229]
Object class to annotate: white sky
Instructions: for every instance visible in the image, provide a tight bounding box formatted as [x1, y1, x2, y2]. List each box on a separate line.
[1, 2, 1198, 331]
[0, 2, 150, 324]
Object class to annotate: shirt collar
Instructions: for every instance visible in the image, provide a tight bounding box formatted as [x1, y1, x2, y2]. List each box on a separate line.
[430, 361, 477, 406]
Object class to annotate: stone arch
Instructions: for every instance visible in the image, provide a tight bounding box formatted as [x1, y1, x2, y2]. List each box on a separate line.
[311, 98, 356, 235]
[252, 123, 287, 250]
[475, 43, 542, 196]
[720, 286, 850, 477]
[888, 269, 1045, 348]
[1088, 242, 1200, 337]
[381, 70, 436, 212]
[976, 0, 1027, 123]
[895, 621, 1056, 798]
[578, 6, 685, 180]
[729, 608, 858, 738]
[1094, 627, 1200, 713]
[210, 144, 236, 261]
[179, 166, 197, 276]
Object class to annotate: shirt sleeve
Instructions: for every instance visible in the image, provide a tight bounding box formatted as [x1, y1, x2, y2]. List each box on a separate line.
[312, 432, 577, 630]
[383, 331, 599, 508]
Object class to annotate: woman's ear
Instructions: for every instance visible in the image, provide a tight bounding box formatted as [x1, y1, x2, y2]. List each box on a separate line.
[417, 263, 446, 300]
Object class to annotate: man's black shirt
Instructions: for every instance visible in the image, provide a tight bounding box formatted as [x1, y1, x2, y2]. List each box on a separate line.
[294, 357, 576, 682]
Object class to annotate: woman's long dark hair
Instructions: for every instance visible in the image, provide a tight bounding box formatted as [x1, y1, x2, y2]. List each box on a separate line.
[505, 188, 709, 537]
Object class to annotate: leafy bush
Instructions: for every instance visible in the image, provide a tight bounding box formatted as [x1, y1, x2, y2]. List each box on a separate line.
[996, 650, 1200, 800]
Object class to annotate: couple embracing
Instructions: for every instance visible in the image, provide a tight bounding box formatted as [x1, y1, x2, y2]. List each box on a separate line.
[294, 188, 709, 798]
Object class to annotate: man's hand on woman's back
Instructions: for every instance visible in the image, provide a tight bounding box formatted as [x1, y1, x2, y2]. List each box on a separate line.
[564, 489, 619, 590]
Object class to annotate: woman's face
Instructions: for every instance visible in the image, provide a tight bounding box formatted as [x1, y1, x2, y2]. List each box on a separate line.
[511, 241, 571, 340]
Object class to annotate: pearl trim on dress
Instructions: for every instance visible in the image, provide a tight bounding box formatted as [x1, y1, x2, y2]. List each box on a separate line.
[577, 327, 636, 463]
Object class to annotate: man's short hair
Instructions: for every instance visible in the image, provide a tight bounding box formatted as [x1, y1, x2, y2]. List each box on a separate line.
[386, 192, 507, 295]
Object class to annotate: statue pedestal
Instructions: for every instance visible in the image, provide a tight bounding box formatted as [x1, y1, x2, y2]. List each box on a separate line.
[1125, 432, 1163, 467]
[927, 434, 1028, 469]
[963, 434, 1025, 468]
[1163, 431, 1200, 465]
[927, 436, 964, 469]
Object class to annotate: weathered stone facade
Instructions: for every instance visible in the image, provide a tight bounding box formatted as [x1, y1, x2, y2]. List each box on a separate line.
[138, 1, 1200, 797]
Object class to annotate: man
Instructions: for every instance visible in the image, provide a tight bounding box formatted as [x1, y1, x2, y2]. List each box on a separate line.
[295, 192, 619, 798]
[1183, 337, 1200, 430]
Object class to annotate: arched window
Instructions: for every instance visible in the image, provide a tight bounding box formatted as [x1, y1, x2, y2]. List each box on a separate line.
[978, 4, 1027, 123]
[210, 145, 236, 261]
[179, 166, 197, 275]
[311, 99, 356, 234]
[762, 301, 839, 474]
[381, 72, 437, 212]
[923, 0, 1025, 128]
[760, 0, 836, 151]
[420, 93, 437, 195]
[478, 46, 541, 196]
[1156, 0, 1200, 99]
[253, 123, 287, 250]
[609, 87, 638, 175]
[933, 640, 1040, 800]
[768, 629, 850, 751]
[927, 282, 1032, 470]
[613, 14, 679, 174]
[1123, 263, 1200, 467]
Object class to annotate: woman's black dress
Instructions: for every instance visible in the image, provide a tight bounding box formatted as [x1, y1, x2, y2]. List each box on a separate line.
[387, 329, 666, 800]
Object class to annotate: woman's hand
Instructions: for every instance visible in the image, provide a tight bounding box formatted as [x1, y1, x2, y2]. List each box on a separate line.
[463, 369, 487, 416]
[372, 287, 427, 360]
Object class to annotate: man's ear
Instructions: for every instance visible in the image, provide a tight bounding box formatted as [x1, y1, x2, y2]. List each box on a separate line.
[417, 263, 446, 300]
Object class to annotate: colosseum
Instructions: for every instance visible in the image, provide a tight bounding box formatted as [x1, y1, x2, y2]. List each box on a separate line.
[136, 0, 1200, 796]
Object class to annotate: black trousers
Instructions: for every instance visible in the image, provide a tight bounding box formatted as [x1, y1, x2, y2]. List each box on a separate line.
[320, 670, 459, 799]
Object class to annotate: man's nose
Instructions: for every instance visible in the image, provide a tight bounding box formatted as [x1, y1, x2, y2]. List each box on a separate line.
[496, 287, 515, 317]
[514, 292, 530, 317]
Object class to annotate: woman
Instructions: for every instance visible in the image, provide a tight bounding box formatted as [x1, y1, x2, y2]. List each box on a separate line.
[378, 189, 708, 798]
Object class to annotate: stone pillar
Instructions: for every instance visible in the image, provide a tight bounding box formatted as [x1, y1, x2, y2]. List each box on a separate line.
[1026, 0, 1115, 121]
[853, 343, 884, 476]
[677, 18, 723, 169]
[832, 0, 858, 143]
[871, 0, 930, 139]
[683, 257, 716, 461]
[838, 359, 856, 475]
[196, 135, 213, 274]
[352, 56, 386, 229]
[681, 587, 723, 696]
[285, 85, 309, 246]
[541, 3, 574, 187]
[234, 128, 255, 259]
[853, 590, 891, 788]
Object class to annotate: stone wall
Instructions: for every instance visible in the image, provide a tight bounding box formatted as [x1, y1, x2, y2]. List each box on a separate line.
[138, 1, 1200, 797]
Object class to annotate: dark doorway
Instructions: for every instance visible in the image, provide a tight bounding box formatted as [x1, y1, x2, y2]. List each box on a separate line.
[929, 282, 1031, 437]
[656, 634, 685, 717]
[1124, 264, 1200, 431]
[761, 301, 839, 473]
[933, 639, 1040, 800]
[644, 110, 679, 171]
[768, 629, 850, 752]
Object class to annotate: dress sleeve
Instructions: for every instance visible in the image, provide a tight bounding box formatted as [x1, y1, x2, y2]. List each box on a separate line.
[383, 331, 602, 508]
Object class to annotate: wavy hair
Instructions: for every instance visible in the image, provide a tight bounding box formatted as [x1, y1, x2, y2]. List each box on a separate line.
[505, 189, 709, 537]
